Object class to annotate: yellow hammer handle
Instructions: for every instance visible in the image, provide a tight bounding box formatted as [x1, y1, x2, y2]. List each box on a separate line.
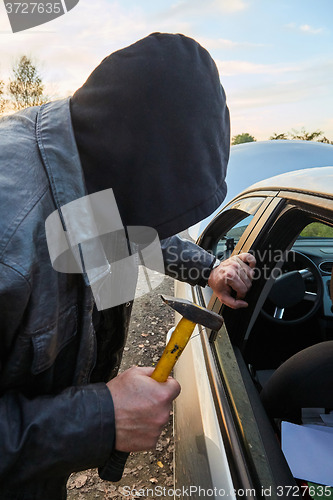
[150, 317, 196, 383]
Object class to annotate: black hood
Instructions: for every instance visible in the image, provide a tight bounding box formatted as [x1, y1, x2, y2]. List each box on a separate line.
[70, 32, 230, 240]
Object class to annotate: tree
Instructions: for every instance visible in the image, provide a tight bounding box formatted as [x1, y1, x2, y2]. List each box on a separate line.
[269, 132, 289, 140]
[290, 128, 323, 141]
[231, 133, 256, 145]
[318, 136, 333, 144]
[8, 56, 46, 110]
[269, 128, 332, 144]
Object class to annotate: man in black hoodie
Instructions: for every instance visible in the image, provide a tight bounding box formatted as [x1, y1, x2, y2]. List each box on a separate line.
[0, 33, 254, 498]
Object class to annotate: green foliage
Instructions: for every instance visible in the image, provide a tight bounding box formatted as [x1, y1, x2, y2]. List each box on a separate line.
[232, 133, 256, 145]
[317, 136, 333, 144]
[270, 128, 332, 144]
[300, 222, 333, 238]
[290, 128, 323, 141]
[269, 132, 289, 140]
[8, 56, 46, 110]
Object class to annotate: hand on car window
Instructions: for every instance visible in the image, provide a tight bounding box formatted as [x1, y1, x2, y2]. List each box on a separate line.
[208, 253, 256, 309]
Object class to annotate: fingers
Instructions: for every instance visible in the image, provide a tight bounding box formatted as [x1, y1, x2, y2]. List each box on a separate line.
[163, 375, 181, 399]
[217, 290, 249, 309]
[238, 252, 256, 268]
[208, 252, 257, 309]
[136, 366, 155, 377]
[130, 366, 181, 398]
[225, 260, 251, 294]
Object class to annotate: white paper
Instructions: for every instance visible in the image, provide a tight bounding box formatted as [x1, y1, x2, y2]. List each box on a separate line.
[282, 421, 333, 487]
[321, 413, 333, 426]
[304, 424, 333, 434]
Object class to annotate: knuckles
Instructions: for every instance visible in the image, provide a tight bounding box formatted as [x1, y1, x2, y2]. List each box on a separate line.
[222, 259, 254, 285]
[154, 389, 175, 409]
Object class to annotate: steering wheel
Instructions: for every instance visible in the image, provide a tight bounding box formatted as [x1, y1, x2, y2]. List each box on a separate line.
[261, 250, 323, 325]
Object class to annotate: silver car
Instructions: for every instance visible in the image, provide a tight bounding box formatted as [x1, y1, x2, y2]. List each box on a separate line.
[174, 141, 333, 500]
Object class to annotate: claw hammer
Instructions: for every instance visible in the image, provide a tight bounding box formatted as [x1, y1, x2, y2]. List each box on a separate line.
[99, 295, 223, 481]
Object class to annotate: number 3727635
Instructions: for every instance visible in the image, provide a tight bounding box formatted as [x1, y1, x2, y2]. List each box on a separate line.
[5, 3, 62, 14]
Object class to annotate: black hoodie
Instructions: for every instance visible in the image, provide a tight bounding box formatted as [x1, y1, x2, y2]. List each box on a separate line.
[70, 32, 230, 240]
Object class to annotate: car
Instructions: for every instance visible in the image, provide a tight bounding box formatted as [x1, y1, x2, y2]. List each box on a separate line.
[174, 157, 333, 499]
[189, 140, 333, 241]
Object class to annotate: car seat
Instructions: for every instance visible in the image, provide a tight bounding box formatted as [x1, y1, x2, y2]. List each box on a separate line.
[260, 267, 333, 424]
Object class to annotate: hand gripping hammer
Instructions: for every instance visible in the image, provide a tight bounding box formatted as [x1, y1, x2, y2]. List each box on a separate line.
[99, 295, 223, 481]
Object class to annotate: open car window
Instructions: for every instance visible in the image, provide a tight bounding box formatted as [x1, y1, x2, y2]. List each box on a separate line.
[215, 214, 254, 259]
[298, 222, 333, 239]
[200, 196, 266, 305]
[210, 197, 265, 259]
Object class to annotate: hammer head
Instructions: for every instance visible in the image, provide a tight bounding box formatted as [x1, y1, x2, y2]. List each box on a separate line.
[161, 295, 223, 331]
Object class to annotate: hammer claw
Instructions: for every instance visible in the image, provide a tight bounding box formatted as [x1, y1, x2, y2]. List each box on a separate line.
[161, 295, 223, 331]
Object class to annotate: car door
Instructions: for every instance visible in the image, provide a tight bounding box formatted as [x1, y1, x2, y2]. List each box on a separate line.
[174, 193, 298, 499]
[175, 186, 333, 499]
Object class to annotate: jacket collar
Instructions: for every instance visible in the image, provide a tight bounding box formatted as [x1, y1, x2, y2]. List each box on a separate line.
[37, 98, 91, 287]
[36, 97, 87, 211]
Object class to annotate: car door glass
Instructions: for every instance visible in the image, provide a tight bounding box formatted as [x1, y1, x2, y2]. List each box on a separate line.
[212, 197, 265, 260]
[298, 222, 333, 239]
[200, 197, 265, 306]
[216, 214, 254, 259]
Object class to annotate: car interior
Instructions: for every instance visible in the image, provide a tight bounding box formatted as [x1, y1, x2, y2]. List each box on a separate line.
[242, 220, 332, 425]
[196, 196, 333, 493]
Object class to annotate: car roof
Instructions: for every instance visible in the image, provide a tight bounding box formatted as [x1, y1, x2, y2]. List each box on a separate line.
[242, 166, 333, 199]
[189, 140, 333, 240]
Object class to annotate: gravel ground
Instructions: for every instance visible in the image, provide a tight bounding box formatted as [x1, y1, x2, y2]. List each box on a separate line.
[67, 273, 176, 500]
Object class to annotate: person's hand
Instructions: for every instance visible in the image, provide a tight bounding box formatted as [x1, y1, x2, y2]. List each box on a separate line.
[207, 253, 256, 309]
[106, 366, 181, 452]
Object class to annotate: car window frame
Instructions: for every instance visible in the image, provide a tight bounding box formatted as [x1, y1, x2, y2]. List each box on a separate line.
[198, 195, 280, 307]
[220, 198, 333, 347]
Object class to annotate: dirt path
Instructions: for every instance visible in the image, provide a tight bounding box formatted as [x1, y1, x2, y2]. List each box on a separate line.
[67, 274, 175, 500]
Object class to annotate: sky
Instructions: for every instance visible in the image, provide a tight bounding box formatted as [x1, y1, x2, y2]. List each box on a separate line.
[0, 0, 332, 140]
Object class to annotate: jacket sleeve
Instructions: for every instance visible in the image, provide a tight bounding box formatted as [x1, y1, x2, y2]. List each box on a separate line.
[161, 235, 216, 287]
[0, 263, 115, 485]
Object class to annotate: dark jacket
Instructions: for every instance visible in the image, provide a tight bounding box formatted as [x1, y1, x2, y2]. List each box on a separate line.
[0, 98, 216, 499]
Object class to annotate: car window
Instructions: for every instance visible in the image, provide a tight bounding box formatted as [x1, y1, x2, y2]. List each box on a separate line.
[215, 214, 254, 259]
[299, 222, 333, 239]
[212, 197, 265, 260]
[235, 215, 333, 357]
[200, 196, 266, 306]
